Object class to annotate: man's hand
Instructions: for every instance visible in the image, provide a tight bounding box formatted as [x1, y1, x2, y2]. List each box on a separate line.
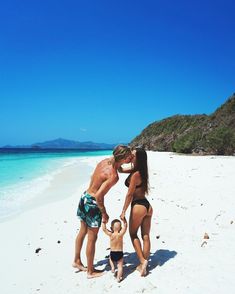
[102, 212, 109, 224]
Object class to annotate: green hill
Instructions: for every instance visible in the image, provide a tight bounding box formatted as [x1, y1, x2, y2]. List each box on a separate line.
[130, 94, 235, 155]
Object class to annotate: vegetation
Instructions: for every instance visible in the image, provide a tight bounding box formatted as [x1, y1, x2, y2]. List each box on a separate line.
[130, 94, 235, 155]
[172, 129, 204, 154]
[206, 127, 235, 155]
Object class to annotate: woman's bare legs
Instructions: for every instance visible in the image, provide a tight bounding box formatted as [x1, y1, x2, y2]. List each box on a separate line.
[141, 206, 153, 260]
[129, 205, 152, 276]
[73, 221, 88, 271]
[129, 205, 149, 276]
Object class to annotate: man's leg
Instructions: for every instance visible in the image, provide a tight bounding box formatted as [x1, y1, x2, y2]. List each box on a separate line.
[86, 227, 104, 278]
[73, 220, 88, 271]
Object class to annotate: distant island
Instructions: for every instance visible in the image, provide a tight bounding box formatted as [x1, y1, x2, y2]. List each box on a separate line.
[130, 93, 235, 155]
[1, 138, 117, 150]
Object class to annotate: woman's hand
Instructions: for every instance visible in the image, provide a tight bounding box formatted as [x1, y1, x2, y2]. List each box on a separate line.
[120, 211, 125, 221]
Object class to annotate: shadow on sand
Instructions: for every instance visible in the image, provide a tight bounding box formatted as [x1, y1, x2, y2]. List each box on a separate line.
[94, 249, 177, 280]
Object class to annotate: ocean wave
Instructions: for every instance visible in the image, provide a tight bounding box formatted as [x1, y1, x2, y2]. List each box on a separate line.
[0, 157, 80, 220]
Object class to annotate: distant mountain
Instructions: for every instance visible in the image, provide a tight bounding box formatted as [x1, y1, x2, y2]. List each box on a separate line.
[130, 93, 235, 155]
[1, 138, 116, 150]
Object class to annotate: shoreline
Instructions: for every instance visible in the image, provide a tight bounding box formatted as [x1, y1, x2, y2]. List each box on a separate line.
[0, 156, 106, 223]
[1, 152, 235, 294]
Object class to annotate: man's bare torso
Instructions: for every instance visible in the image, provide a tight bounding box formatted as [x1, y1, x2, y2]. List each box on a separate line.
[87, 158, 118, 197]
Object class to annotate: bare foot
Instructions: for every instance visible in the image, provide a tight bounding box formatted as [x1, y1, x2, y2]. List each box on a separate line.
[117, 276, 123, 283]
[140, 260, 148, 277]
[72, 262, 87, 272]
[87, 269, 104, 279]
[111, 267, 115, 273]
[136, 264, 141, 272]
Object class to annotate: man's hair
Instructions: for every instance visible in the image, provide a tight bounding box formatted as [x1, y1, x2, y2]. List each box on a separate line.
[113, 145, 131, 162]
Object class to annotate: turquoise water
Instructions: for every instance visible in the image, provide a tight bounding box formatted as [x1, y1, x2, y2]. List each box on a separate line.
[0, 149, 111, 188]
[0, 149, 112, 220]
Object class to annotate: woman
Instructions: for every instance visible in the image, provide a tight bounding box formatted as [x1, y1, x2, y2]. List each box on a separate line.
[120, 148, 153, 276]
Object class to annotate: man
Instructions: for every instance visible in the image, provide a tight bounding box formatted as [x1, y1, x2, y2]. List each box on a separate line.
[73, 145, 133, 278]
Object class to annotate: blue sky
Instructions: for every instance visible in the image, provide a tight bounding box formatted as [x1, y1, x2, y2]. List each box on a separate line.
[0, 0, 234, 145]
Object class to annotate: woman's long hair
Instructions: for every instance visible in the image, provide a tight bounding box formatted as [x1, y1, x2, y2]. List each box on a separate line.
[135, 148, 149, 194]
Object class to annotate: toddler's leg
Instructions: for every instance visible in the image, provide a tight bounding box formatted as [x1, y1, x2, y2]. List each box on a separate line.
[116, 258, 123, 282]
[109, 257, 115, 273]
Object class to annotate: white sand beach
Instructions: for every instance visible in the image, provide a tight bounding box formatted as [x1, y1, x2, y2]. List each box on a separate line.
[0, 152, 235, 294]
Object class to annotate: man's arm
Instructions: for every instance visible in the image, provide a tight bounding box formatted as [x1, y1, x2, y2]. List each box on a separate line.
[95, 176, 118, 223]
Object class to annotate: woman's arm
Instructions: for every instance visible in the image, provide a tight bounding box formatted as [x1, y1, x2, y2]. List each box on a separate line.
[119, 216, 128, 236]
[120, 172, 138, 220]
